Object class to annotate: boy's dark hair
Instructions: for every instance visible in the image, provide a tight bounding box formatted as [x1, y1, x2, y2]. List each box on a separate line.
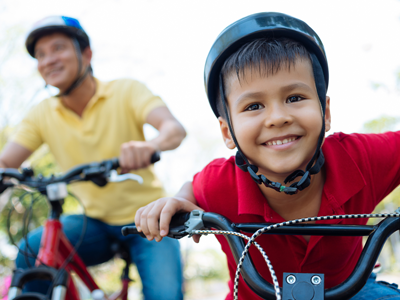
[217, 37, 312, 118]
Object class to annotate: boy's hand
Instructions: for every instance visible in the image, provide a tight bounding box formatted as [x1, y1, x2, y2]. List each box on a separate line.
[135, 196, 203, 243]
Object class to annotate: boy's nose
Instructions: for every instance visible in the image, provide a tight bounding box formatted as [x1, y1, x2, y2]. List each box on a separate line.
[264, 104, 293, 128]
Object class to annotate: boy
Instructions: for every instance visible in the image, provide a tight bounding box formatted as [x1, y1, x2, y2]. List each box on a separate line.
[135, 12, 400, 299]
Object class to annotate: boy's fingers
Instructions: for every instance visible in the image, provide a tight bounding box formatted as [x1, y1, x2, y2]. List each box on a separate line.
[139, 203, 155, 238]
[192, 234, 201, 243]
[135, 207, 144, 231]
[159, 201, 178, 237]
[159, 200, 204, 237]
[147, 205, 163, 239]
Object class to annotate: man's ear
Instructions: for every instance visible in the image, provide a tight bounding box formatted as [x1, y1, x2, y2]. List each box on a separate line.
[218, 116, 236, 149]
[324, 96, 331, 132]
[82, 46, 92, 66]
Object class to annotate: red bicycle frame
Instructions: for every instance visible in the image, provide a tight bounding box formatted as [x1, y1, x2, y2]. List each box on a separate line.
[35, 218, 130, 300]
[3, 159, 140, 300]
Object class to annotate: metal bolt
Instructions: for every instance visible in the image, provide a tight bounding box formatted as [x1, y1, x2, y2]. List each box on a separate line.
[286, 274, 296, 285]
[311, 275, 321, 285]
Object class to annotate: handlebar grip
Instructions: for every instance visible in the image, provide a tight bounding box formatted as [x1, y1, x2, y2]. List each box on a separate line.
[121, 213, 191, 239]
[110, 157, 120, 169]
[121, 226, 146, 238]
[111, 152, 160, 169]
[150, 151, 161, 164]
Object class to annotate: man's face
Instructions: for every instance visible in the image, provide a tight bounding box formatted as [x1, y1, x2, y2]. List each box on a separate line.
[34, 32, 83, 91]
[219, 58, 331, 180]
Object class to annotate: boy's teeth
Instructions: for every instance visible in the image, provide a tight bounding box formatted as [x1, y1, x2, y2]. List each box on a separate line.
[267, 137, 297, 146]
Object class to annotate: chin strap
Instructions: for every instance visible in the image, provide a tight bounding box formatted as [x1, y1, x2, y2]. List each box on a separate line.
[235, 150, 325, 195]
[220, 52, 327, 195]
[56, 38, 92, 97]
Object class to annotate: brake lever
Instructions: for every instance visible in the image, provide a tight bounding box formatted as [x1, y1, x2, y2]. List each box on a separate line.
[167, 210, 206, 238]
[107, 170, 143, 184]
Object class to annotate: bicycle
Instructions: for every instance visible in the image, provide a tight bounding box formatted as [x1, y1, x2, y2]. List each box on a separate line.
[122, 209, 400, 300]
[1, 152, 159, 300]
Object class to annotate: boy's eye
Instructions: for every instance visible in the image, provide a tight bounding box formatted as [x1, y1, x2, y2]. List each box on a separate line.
[287, 95, 303, 103]
[245, 103, 262, 111]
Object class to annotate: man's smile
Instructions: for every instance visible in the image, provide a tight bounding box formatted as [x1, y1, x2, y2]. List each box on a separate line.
[46, 67, 64, 77]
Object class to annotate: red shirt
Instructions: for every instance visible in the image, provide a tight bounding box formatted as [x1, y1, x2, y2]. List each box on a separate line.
[192, 132, 400, 300]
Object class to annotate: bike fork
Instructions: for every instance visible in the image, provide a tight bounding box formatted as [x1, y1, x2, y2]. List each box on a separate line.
[7, 267, 69, 300]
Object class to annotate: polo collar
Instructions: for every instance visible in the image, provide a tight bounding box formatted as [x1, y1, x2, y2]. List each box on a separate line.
[237, 135, 366, 219]
[51, 77, 107, 112]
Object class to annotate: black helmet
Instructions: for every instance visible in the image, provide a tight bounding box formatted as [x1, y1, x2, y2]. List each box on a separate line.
[26, 16, 90, 58]
[204, 12, 329, 118]
[204, 12, 328, 195]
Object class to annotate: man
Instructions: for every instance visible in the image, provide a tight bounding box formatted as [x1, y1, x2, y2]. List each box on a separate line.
[0, 16, 186, 299]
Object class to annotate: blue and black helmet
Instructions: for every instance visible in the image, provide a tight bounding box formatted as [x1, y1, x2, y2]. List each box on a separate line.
[204, 12, 328, 195]
[26, 16, 90, 57]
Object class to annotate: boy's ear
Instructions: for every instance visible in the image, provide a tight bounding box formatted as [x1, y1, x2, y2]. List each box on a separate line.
[218, 117, 236, 149]
[324, 96, 331, 132]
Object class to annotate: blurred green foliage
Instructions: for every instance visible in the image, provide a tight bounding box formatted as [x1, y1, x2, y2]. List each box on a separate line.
[363, 115, 400, 213]
[363, 115, 400, 134]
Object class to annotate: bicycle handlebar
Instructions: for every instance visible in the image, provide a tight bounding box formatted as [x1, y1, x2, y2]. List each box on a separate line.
[122, 211, 400, 300]
[0, 151, 161, 190]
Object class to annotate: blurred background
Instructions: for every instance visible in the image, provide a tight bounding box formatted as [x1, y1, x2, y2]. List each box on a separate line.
[1, 0, 400, 299]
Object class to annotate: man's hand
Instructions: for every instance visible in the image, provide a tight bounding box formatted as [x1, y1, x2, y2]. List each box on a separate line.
[119, 141, 158, 173]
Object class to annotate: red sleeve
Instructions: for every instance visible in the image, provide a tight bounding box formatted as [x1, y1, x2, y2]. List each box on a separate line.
[193, 170, 211, 212]
[338, 131, 400, 206]
[192, 157, 235, 212]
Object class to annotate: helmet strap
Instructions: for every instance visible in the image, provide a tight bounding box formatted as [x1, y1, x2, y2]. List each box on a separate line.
[57, 38, 91, 97]
[220, 52, 327, 195]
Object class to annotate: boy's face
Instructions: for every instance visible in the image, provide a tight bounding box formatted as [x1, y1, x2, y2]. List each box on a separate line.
[34, 32, 92, 91]
[219, 58, 331, 179]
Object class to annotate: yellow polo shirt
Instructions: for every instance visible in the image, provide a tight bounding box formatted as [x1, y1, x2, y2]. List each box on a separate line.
[12, 78, 166, 225]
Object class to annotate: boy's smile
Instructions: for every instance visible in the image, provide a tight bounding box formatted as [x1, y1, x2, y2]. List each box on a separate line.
[219, 58, 331, 182]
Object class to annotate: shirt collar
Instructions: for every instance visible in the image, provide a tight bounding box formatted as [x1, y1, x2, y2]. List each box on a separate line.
[51, 77, 107, 112]
[237, 135, 366, 219]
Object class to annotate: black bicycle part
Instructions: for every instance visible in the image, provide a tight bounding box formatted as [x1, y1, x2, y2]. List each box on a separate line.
[282, 273, 324, 300]
[10, 266, 68, 300]
[234, 223, 375, 236]
[110, 241, 133, 281]
[12, 293, 49, 300]
[124, 212, 400, 300]
[10, 266, 69, 289]
[204, 213, 400, 300]
[0, 154, 160, 191]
